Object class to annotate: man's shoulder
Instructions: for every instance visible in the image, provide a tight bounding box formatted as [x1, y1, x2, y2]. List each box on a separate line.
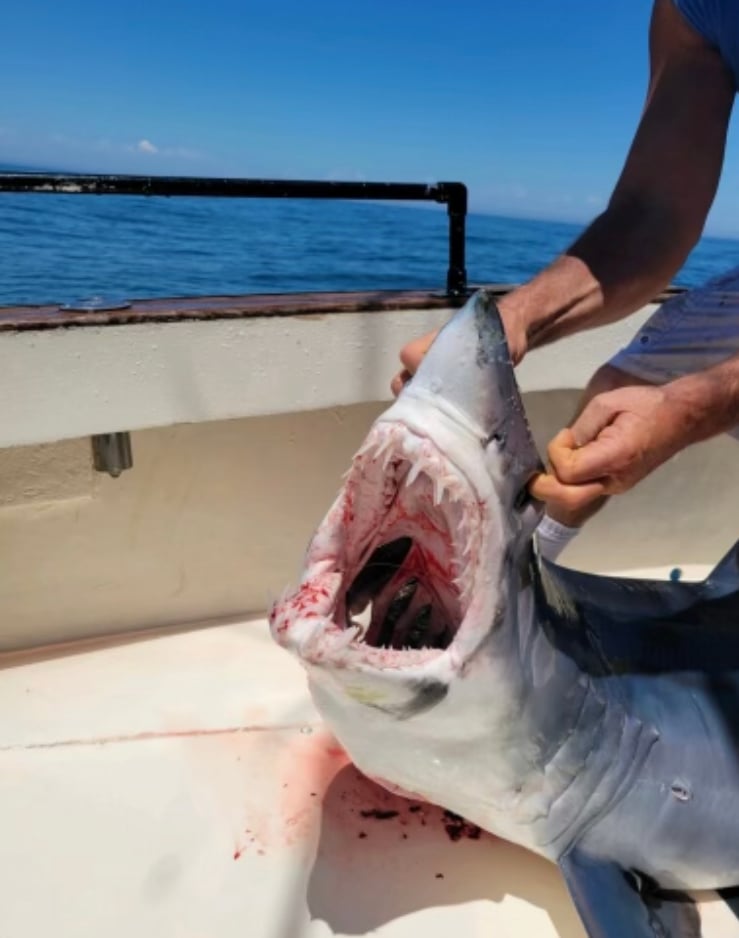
[671, 0, 720, 45]
[657, 0, 738, 88]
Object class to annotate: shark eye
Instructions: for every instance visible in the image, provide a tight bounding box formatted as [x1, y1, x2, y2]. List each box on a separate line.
[486, 430, 505, 448]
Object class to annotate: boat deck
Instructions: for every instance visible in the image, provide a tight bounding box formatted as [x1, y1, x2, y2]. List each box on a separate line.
[3, 584, 738, 938]
[0, 614, 587, 937]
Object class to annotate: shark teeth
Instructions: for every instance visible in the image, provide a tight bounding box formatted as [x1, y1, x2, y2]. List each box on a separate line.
[405, 461, 423, 487]
[348, 618, 367, 640]
[356, 436, 377, 458]
[373, 435, 394, 464]
[448, 479, 465, 502]
[433, 476, 445, 506]
[331, 624, 361, 651]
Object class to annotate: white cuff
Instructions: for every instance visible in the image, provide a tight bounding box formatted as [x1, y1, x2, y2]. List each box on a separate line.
[535, 515, 581, 563]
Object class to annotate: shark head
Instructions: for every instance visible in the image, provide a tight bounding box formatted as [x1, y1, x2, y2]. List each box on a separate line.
[270, 290, 544, 811]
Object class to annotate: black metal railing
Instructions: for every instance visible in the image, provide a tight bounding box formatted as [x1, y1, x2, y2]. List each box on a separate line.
[0, 173, 468, 296]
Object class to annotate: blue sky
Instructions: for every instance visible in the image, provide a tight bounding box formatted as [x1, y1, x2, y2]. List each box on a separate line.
[3, 0, 739, 234]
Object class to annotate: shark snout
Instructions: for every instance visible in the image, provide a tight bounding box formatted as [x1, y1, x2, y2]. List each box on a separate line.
[402, 290, 543, 513]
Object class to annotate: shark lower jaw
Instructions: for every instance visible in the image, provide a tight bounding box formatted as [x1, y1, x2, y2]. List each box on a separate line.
[270, 420, 488, 672]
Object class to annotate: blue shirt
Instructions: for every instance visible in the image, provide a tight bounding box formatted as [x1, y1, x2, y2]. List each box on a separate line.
[674, 0, 739, 86]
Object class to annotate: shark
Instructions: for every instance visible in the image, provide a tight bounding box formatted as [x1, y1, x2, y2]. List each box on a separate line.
[269, 289, 739, 937]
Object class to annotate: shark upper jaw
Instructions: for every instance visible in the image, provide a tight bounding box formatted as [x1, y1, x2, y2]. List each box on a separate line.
[269, 392, 508, 680]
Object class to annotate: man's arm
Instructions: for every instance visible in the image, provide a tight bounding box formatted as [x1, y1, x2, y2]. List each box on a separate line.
[519, 1, 737, 520]
[501, 0, 736, 354]
[392, 0, 735, 388]
[532, 351, 739, 505]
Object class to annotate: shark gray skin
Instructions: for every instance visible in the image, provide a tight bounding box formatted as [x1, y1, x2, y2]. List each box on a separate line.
[270, 289, 739, 938]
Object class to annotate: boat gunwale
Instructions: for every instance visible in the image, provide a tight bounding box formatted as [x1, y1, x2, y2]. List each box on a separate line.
[0, 285, 686, 332]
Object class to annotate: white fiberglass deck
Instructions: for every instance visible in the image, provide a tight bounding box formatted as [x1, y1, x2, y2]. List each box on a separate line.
[3, 600, 738, 938]
[0, 615, 583, 937]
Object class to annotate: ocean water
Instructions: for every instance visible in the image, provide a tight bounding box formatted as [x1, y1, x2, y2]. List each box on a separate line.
[1, 186, 738, 306]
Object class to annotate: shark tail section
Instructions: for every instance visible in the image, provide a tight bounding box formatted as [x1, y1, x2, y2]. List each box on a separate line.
[558, 847, 704, 938]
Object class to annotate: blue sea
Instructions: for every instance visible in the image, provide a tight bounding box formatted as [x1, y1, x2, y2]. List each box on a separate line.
[2, 177, 739, 306]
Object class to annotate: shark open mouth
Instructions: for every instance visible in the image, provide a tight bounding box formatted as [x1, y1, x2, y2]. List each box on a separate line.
[335, 422, 481, 656]
[269, 420, 485, 667]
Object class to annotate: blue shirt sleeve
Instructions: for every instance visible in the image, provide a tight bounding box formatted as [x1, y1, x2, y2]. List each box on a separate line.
[671, 0, 720, 46]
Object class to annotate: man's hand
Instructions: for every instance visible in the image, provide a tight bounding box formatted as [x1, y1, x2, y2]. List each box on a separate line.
[529, 383, 697, 524]
[391, 329, 438, 397]
[528, 435, 609, 527]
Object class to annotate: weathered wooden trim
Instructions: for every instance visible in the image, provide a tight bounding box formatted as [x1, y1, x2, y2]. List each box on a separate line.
[0, 285, 685, 332]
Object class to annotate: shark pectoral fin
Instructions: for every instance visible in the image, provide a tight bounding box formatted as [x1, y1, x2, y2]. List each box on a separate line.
[558, 848, 702, 938]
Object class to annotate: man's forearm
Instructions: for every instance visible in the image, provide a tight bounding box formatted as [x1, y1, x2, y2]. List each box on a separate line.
[498, 194, 697, 351]
[532, 352, 739, 509]
[667, 352, 739, 444]
[497, 0, 735, 355]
